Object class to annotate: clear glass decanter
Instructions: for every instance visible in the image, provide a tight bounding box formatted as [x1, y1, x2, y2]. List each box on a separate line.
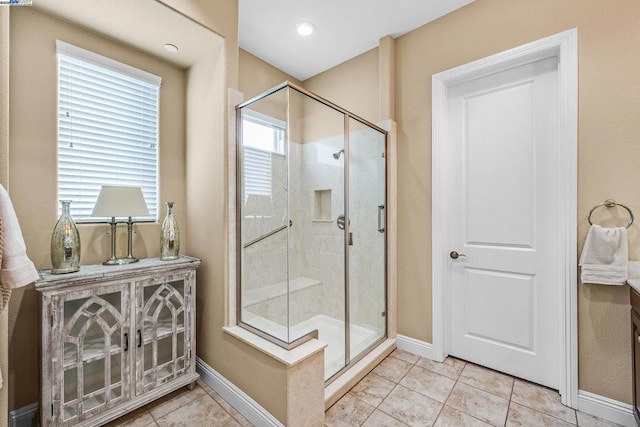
[160, 201, 180, 260]
[51, 200, 81, 274]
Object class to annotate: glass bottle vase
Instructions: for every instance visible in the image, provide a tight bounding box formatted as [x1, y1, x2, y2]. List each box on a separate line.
[160, 201, 180, 261]
[51, 200, 81, 274]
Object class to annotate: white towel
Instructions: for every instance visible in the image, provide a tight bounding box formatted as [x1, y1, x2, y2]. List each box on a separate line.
[0, 184, 38, 289]
[579, 224, 628, 285]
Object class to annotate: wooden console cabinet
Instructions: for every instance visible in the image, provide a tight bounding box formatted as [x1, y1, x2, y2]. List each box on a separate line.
[631, 286, 640, 426]
[36, 256, 200, 426]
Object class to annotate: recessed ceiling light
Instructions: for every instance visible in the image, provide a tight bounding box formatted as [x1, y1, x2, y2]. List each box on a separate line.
[163, 43, 179, 53]
[296, 22, 315, 37]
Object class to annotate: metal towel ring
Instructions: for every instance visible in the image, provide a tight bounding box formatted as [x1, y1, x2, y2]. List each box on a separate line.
[587, 199, 634, 229]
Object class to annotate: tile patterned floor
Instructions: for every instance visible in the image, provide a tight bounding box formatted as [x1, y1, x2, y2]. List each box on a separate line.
[107, 350, 625, 426]
[325, 350, 625, 427]
[105, 379, 252, 427]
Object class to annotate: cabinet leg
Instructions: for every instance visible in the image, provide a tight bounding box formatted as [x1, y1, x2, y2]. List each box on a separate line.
[187, 381, 196, 390]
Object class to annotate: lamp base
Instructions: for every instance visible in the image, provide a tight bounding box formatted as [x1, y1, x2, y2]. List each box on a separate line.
[103, 257, 140, 266]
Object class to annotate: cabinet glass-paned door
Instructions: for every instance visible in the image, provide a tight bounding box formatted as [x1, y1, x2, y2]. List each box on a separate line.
[54, 283, 130, 425]
[633, 309, 640, 423]
[137, 272, 192, 394]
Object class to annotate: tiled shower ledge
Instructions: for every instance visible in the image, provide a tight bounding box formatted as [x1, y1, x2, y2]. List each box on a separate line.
[223, 325, 326, 367]
[243, 276, 321, 306]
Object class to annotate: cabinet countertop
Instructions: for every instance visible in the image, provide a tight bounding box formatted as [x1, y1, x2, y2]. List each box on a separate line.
[628, 279, 640, 294]
[36, 256, 201, 291]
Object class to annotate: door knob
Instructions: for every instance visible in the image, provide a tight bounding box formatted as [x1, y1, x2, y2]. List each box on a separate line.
[450, 251, 466, 259]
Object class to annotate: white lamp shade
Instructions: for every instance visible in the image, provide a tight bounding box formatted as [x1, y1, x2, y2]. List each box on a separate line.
[92, 186, 150, 218]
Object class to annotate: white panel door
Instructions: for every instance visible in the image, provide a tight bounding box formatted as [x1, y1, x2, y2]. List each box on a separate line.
[445, 57, 560, 388]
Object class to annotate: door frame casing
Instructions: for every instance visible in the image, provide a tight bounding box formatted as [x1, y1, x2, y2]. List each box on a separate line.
[431, 28, 578, 407]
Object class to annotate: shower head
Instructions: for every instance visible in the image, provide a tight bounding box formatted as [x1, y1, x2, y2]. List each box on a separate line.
[332, 149, 344, 160]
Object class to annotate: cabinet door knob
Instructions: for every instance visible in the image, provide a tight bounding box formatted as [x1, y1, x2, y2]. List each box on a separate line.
[124, 332, 129, 352]
[637, 336, 640, 344]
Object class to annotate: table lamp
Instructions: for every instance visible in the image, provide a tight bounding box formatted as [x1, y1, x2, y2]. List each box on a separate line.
[92, 185, 149, 265]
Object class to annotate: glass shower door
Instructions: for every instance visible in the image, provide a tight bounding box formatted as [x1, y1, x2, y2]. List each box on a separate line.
[236, 82, 388, 381]
[238, 87, 290, 344]
[289, 88, 348, 378]
[347, 117, 386, 362]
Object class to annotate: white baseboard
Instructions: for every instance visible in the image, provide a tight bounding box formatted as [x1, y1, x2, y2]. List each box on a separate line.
[196, 357, 283, 427]
[578, 390, 635, 427]
[396, 334, 433, 360]
[9, 362, 280, 427]
[8, 402, 38, 427]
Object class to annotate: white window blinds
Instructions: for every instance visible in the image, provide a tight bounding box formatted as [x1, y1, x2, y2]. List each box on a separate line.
[241, 112, 285, 204]
[57, 40, 160, 221]
[243, 147, 273, 200]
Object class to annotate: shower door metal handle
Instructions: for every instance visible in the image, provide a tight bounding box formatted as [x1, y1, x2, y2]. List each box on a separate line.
[377, 205, 385, 233]
[243, 220, 292, 249]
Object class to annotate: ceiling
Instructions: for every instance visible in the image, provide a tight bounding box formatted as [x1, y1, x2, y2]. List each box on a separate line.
[239, 0, 475, 81]
[31, 0, 474, 80]
[32, 0, 221, 69]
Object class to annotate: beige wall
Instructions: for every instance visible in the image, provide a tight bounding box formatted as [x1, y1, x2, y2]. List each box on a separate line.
[7, 0, 297, 422]
[237, 49, 294, 129]
[304, 47, 380, 124]
[167, 5, 292, 424]
[1, 8, 10, 427]
[158, 0, 239, 90]
[239, 48, 302, 98]
[305, 0, 640, 405]
[8, 0, 639, 418]
[185, 40, 291, 422]
[7, 7, 187, 410]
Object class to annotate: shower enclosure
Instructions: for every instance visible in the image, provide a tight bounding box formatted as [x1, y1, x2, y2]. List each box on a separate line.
[236, 82, 387, 381]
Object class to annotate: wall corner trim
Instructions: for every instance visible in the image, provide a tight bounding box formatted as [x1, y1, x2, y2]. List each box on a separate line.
[196, 357, 283, 427]
[8, 402, 38, 427]
[396, 335, 433, 360]
[577, 390, 635, 427]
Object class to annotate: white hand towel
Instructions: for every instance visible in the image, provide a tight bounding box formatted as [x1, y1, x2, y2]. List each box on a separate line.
[0, 184, 38, 289]
[579, 224, 628, 285]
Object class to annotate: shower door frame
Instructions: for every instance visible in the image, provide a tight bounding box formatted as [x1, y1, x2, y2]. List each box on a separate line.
[329, 111, 389, 384]
[235, 82, 389, 380]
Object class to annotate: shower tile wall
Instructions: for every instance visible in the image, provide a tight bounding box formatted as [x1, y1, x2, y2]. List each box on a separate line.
[242, 142, 323, 332]
[241, 149, 289, 338]
[300, 136, 346, 323]
[242, 131, 384, 343]
[242, 152, 288, 293]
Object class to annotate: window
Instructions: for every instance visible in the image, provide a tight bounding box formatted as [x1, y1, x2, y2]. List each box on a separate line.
[241, 111, 285, 203]
[57, 41, 161, 221]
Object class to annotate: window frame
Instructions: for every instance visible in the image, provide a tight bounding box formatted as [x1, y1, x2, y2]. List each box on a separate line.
[56, 40, 161, 223]
[240, 110, 286, 206]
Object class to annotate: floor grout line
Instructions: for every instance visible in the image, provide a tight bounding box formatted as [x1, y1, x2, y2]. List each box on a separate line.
[122, 352, 603, 427]
[337, 353, 587, 427]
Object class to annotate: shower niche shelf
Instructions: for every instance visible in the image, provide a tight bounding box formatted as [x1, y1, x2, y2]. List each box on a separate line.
[313, 189, 332, 222]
